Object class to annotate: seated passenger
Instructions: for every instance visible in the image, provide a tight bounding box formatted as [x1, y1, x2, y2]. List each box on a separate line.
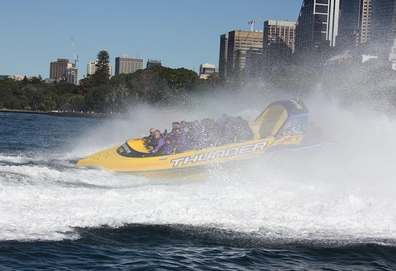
[167, 122, 180, 140]
[151, 130, 165, 154]
[173, 128, 189, 153]
[202, 118, 221, 147]
[189, 120, 207, 150]
[143, 128, 156, 150]
[221, 120, 235, 145]
[235, 116, 254, 142]
[161, 137, 174, 155]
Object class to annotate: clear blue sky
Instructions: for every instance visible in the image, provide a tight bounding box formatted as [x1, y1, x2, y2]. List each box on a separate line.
[1, 0, 302, 80]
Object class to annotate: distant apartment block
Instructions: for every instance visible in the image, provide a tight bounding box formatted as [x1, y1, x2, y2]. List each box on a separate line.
[200, 63, 216, 74]
[221, 30, 263, 77]
[0, 75, 23, 81]
[87, 61, 96, 76]
[262, 20, 296, 74]
[87, 61, 113, 78]
[245, 48, 263, 79]
[115, 56, 143, 75]
[50, 59, 74, 80]
[199, 63, 217, 79]
[219, 34, 229, 61]
[264, 20, 296, 53]
[371, 0, 396, 57]
[338, 0, 372, 49]
[295, 0, 341, 53]
[146, 59, 161, 68]
[65, 67, 78, 84]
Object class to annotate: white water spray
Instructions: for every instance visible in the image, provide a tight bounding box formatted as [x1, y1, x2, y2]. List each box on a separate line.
[1, 87, 396, 242]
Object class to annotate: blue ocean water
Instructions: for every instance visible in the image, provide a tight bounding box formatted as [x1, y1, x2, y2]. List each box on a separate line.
[1, 109, 396, 270]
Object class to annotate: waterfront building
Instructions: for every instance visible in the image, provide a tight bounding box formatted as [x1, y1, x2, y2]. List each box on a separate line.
[338, 0, 372, 49]
[218, 33, 229, 76]
[146, 59, 161, 68]
[245, 47, 263, 79]
[295, 0, 341, 53]
[50, 59, 74, 80]
[199, 63, 217, 79]
[371, 0, 396, 57]
[262, 20, 296, 75]
[87, 61, 96, 76]
[0, 75, 23, 81]
[199, 63, 216, 75]
[44, 78, 61, 83]
[115, 56, 143, 75]
[65, 67, 78, 84]
[223, 30, 263, 78]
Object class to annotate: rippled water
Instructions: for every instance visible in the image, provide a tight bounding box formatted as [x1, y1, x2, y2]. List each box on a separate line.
[1, 98, 396, 270]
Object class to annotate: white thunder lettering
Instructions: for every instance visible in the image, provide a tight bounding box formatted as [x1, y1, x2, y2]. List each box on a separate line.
[211, 150, 226, 159]
[252, 142, 267, 152]
[239, 144, 253, 154]
[182, 154, 201, 165]
[170, 141, 268, 168]
[198, 152, 213, 162]
[171, 157, 185, 167]
[224, 147, 239, 157]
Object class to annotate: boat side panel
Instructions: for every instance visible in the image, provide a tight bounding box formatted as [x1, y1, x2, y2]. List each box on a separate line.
[76, 134, 304, 173]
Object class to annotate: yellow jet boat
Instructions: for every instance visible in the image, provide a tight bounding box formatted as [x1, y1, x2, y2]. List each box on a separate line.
[76, 99, 309, 179]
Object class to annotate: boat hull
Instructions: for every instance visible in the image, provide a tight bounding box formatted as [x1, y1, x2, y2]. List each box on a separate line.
[76, 134, 304, 178]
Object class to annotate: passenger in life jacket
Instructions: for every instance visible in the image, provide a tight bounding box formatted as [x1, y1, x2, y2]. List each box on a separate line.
[235, 116, 254, 142]
[150, 130, 165, 154]
[161, 137, 174, 155]
[172, 127, 189, 154]
[143, 128, 156, 150]
[221, 120, 235, 145]
[188, 120, 207, 150]
[167, 122, 181, 140]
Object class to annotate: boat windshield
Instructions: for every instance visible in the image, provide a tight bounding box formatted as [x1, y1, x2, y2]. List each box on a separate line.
[116, 142, 151, 158]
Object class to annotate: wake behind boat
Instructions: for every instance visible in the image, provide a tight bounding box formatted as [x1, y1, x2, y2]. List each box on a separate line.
[76, 99, 310, 179]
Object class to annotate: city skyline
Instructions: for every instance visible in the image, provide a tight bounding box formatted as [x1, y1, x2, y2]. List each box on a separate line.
[0, 0, 302, 80]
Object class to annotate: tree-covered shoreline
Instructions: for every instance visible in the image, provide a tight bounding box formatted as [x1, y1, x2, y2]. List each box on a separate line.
[0, 51, 218, 113]
[2, 50, 396, 116]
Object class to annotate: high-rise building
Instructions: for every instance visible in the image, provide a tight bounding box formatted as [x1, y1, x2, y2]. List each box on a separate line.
[218, 33, 229, 76]
[219, 34, 229, 62]
[262, 20, 296, 74]
[65, 67, 78, 84]
[115, 56, 143, 75]
[108, 64, 113, 78]
[87, 62, 113, 78]
[146, 59, 161, 68]
[295, 0, 341, 53]
[338, 0, 372, 49]
[199, 63, 216, 74]
[199, 63, 217, 79]
[224, 30, 263, 77]
[50, 59, 74, 80]
[87, 61, 96, 76]
[245, 48, 263, 79]
[371, 0, 396, 57]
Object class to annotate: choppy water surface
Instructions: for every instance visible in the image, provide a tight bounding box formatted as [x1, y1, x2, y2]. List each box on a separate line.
[1, 98, 396, 270]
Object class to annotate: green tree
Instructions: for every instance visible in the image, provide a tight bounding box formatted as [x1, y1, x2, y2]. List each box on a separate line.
[0, 80, 19, 108]
[91, 50, 110, 86]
